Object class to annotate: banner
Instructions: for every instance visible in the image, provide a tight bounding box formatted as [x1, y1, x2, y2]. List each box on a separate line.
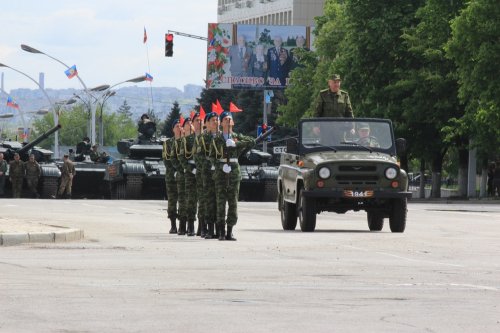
[207, 23, 313, 90]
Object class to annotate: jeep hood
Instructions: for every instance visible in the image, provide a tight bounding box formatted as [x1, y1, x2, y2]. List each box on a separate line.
[304, 151, 397, 165]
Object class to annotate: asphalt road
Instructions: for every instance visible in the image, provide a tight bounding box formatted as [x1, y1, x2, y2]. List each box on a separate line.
[0, 199, 499, 333]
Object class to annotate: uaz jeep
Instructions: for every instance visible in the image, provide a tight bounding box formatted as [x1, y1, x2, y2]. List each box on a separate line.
[278, 118, 411, 232]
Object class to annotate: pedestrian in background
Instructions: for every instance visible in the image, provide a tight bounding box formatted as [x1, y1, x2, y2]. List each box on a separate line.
[58, 154, 76, 199]
[25, 154, 41, 198]
[0, 153, 7, 197]
[9, 153, 24, 198]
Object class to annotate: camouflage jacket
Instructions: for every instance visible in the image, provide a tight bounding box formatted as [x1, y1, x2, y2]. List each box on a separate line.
[314, 89, 353, 118]
[25, 160, 41, 178]
[9, 160, 24, 178]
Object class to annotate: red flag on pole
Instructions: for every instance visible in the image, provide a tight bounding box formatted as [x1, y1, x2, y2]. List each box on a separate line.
[190, 110, 195, 119]
[216, 99, 224, 114]
[143, 27, 148, 44]
[229, 102, 243, 113]
[179, 115, 185, 126]
[199, 106, 206, 120]
[212, 103, 218, 113]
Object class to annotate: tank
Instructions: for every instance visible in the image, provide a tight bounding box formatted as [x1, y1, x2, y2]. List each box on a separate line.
[238, 149, 279, 202]
[0, 124, 62, 198]
[105, 120, 166, 199]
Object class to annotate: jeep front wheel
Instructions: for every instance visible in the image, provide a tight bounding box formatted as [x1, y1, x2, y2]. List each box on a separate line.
[367, 211, 384, 231]
[280, 191, 297, 230]
[298, 188, 316, 232]
[389, 198, 407, 233]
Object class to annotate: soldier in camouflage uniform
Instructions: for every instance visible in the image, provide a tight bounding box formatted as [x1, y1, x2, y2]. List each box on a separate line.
[203, 112, 220, 239]
[58, 154, 76, 199]
[162, 135, 178, 234]
[171, 119, 187, 235]
[179, 116, 197, 237]
[211, 111, 255, 241]
[9, 153, 24, 198]
[314, 74, 353, 118]
[24, 154, 41, 198]
[192, 112, 207, 237]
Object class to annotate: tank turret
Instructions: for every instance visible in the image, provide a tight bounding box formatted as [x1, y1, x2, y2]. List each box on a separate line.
[1, 124, 61, 162]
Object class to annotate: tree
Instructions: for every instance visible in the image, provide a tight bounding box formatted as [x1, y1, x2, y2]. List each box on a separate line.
[117, 100, 132, 119]
[447, 0, 500, 161]
[162, 101, 181, 137]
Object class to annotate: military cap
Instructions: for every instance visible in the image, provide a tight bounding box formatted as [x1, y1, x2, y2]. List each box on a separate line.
[358, 122, 370, 130]
[192, 112, 201, 121]
[141, 113, 150, 120]
[182, 117, 192, 127]
[330, 74, 341, 81]
[220, 111, 232, 122]
[172, 119, 180, 129]
[205, 112, 218, 122]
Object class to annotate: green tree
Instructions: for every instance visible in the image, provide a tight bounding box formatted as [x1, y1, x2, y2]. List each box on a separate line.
[446, 0, 500, 160]
[162, 101, 181, 137]
[117, 100, 132, 119]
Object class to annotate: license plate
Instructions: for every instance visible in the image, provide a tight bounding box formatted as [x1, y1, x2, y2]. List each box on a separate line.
[343, 190, 374, 198]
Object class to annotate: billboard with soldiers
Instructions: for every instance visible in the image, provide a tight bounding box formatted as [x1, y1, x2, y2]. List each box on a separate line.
[206, 23, 314, 90]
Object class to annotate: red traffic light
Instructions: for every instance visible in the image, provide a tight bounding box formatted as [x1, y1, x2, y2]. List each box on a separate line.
[166, 34, 174, 42]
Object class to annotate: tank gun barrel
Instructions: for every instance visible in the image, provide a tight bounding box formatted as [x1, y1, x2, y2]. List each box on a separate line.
[18, 124, 61, 155]
[254, 126, 277, 145]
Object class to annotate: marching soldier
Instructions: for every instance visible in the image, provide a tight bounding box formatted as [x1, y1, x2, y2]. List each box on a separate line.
[211, 111, 255, 241]
[179, 116, 197, 236]
[9, 153, 24, 198]
[171, 119, 187, 235]
[24, 153, 41, 198]
[162, 135, 178, 234]
[193, 112, 207, 237]
[202, 112, 220, 239]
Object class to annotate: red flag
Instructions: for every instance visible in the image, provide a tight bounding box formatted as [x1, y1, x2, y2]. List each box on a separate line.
[199, 106, 206, 121]
[212, 103, 217, 113]
[190, 110, 196, 120]
[179, 115, 185, 126]
[216, 99, 224, 115]
[143, 27, 147, 44]
[229, 102, 243, 113]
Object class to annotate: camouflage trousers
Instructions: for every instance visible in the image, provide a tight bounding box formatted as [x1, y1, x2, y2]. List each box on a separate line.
[165, 168, 177, 219]
[214, 163, 241, 227]
[58, 175, 72, 196]
[26, 177, 39, 196]
[204, 167, 217, 224]
[195, 161, 205, 223]
[184, 168, 197, 222]
[176, 170, 187, 221]
[10, 177, 23, 198]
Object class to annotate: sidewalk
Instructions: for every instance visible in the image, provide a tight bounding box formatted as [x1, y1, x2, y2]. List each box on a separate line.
[0, 217, 84, 246]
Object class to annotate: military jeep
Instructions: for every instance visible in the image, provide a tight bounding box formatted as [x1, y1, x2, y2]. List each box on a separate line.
[278, 118, 411, 233]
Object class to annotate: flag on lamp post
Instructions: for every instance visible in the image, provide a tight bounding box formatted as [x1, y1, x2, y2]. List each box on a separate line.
[145, 73, 153, 81]
[64, 65, 78, 79]
[6, 96, 19, 109]
[143, 27, 148, 44]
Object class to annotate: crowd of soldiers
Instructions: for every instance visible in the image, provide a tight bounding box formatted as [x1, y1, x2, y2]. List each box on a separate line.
[162, 110, 256, 241]
[0, 152, 41, 198]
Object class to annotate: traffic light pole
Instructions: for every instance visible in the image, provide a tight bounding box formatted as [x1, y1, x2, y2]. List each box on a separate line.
[167, 30, 208, 41]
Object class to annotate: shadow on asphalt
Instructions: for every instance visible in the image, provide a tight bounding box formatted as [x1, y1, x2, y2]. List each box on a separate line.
[246, 229, 373, 234]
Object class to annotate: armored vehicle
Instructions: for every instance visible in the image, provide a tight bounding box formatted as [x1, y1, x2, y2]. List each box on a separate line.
[238, 149, 278, 202]
[278, 118, 411, 233]
[106, 119, 165, 199]
[1, 125, 61, 198]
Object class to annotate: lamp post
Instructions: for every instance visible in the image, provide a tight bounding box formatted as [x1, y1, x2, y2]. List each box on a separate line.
[0, 63, 61, 157]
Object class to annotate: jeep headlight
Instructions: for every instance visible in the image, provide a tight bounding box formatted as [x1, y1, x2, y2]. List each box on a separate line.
[318, 166, 331, 179]
[385, 167, 398, 180]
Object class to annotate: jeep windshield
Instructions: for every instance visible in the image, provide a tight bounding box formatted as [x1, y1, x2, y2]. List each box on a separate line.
[299, 118, 396, 155]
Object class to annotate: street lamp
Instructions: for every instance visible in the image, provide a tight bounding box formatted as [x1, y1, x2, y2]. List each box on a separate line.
[98, 90, 116, 146]
[0, 63, 61, 157]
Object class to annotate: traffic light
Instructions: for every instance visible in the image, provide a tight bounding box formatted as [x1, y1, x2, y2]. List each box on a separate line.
[165, 33, 174, 57]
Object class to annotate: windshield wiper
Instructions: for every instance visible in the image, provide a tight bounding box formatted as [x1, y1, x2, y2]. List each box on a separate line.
[305, 142, 337, 152]
[340, 141, 373, 153]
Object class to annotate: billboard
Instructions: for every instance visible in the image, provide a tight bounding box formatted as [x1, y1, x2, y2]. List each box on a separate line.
[206, 23, 313, 90]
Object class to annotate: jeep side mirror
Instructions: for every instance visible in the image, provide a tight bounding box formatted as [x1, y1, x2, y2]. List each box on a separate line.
[395, 138, 406, 156]
[286, 137, 298, 155]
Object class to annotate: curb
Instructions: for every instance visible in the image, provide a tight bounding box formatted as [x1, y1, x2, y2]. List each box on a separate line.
[0, 229, 84, 247]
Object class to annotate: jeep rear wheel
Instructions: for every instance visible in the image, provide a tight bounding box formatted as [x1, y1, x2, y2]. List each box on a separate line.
[298, 188, 316, 232]
[367, 211, 384, 231]
[280, 191, 297, 230]
[389, 198, 407, 233]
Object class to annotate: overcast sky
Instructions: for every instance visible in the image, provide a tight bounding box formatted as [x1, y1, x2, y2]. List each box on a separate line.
[0, 1, 217, 93]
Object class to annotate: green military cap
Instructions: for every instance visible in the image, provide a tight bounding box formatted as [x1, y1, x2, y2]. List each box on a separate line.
[330, 74, 341, 81]
[358, 122, 370, 130]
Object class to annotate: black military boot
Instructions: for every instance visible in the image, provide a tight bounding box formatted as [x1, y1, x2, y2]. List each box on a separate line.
[178, 219, 186, 235]
[225, 226, 237, 241]
[187, 220, 195, 236]
[168, 218, 177, 234]
[205, 223, 214, 239]
[196, 221, 202, 236]
[218, 224, 226, 241]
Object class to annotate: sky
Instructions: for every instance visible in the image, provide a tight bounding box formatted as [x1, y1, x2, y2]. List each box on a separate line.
[0, 1, 217, 93]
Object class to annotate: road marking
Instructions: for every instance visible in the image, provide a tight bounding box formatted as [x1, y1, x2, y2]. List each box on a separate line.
[344, 245, 465, 268]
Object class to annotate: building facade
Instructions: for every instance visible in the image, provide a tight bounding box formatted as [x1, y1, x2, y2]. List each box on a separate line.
[217, 0, 326, 26]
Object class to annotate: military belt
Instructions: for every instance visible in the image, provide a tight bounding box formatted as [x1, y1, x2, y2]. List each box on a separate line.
[219, 158, 238, 163]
